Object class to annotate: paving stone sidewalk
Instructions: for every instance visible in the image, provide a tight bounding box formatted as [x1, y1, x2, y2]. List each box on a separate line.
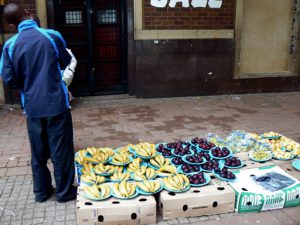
[1, 92, 300, 224]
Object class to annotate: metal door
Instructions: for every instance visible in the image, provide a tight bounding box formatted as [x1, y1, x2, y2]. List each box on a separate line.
[54, 0, 127, 96]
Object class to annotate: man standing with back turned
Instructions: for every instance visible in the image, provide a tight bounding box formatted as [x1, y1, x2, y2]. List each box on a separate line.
[0, 3, 77, 202]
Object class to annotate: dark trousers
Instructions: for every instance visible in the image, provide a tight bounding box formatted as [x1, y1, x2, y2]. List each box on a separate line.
[27, 109, 76, 202]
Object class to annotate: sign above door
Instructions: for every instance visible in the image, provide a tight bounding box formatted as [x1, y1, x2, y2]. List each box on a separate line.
[150, 0, 223, 8]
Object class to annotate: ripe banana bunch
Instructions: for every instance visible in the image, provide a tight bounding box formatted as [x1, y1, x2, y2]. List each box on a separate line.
[114, 166, 124, 173]
[113, 181, 137, 198]
[75, 155, 85, 165]
[127, 158, 143, 172]
[116, 145, 132, 154]
[81, 162, 94, 174]
[110, 171, 130, 182]
[164, 174, 190, 191]
[99, 148, 114, 157]
[94, 164, 114, 174]
[95, 176, 106, 184]
[84, 156, 100, 164]
[83, 184, 110, 199]
[137, 180, 161, 193]
[80, 173, 97, 184]
[93, 152, 110, 163]
[87, 147, 99, 156]
[156, 165, 177, 177]
[134, 143, 156, 157]
[150, 155, 170, 168]
[134, 167, 156, 180]
[111, 153, 131, 165]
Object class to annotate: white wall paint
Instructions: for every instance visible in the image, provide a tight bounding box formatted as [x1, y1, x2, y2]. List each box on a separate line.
[150, 0, 223, 8]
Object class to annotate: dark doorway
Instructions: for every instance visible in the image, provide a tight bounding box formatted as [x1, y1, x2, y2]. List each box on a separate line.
[53, 0, 127, 96]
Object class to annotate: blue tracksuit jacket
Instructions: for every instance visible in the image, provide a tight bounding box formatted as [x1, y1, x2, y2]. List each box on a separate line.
[0, 20, 71, 118]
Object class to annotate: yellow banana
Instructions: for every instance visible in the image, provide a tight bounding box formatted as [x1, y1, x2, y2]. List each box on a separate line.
[98, 184, 110, 198]
[94, 164, 114, 174]
[80, 174, 95, 184]
[127, 158, 142, 172]
[98, 148, 114, 157]
[113, 183, 123, 197]
[137, 182, 150, 192]
[163, 174, 189, 191]
[87, 147, 98, 156]
[145, 168, 156, 179]
[127, 183, 136, 196]
[96, 176, 105, 184]
[114, 166, 124, 173]
[84, 184, 100, 198]
[119, 181, 128, 197]
[83, 186, 96, 198]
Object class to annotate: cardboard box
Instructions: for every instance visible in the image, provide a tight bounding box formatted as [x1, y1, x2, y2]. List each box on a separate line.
[229, 165, 300, 213]
[242, 159, 275, 170]
[159, 182, 235, 220]
[76, 188, 157, 225]
[277, 161, 300, 181]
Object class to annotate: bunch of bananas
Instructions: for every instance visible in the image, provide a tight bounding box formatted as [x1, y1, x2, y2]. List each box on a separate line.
[83, 184, 110, 199]
[87, 147, 99, 156]
[156, 165, 177, 177]
[150, 155, 170, 168]
[81, 174, 106, 185]
[110, 171, 130, 182]
[99, 148, 114, 157]
[114, 166, 124, 173]
[137, 180, 161, 193]
[75, 156, 85, 165]
[111, 153, 131, 165]
[81, 163, 94, 174]
[127, 158, 143, 172]
[132, 142, 156, 158]
[113, 181, 137, 198]
[164, 174, 190, 191]
[92, 152, 110, 163]
[94, 164, 114, 175]
[134, 167, 156, 180]
[116, 144, 133, 154]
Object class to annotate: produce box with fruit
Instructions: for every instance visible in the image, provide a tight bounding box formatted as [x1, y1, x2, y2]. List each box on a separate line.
[77, 187, 157, 225]
[229, 165, 300, 213]
[159, 181, 235, 220]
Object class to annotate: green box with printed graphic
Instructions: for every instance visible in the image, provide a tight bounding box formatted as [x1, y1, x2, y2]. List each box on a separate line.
[229, 165, 300, 213]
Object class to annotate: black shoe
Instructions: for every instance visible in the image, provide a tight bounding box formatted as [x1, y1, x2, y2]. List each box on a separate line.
[57, 186, 77, 203]
[35, 187, 54, 203]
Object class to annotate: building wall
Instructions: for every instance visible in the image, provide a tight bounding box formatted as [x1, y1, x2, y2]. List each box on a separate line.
[143, 0, 235, 30]
[127, 0, 300, 98]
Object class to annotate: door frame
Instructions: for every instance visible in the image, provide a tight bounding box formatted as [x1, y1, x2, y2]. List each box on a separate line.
[234, 0, 300, 79]
[46, 0, 128, 96]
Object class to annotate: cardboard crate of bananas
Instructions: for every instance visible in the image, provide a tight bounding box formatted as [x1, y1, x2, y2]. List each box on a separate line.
[75, 143, 191, 201]
[75, 131, 300, 201]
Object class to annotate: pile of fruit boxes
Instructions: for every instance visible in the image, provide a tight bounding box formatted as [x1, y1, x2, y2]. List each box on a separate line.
[75, 135, 300, 224]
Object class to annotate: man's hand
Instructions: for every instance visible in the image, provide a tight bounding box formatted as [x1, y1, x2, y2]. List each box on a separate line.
[62, 67, 74, 87]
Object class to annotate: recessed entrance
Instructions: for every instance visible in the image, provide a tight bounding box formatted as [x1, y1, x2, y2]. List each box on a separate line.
[52, 0, 127, 96]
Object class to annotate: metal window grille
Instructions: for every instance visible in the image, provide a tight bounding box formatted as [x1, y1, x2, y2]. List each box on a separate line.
[65, 11, 83, 24]
[97, 10, 117, 24]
